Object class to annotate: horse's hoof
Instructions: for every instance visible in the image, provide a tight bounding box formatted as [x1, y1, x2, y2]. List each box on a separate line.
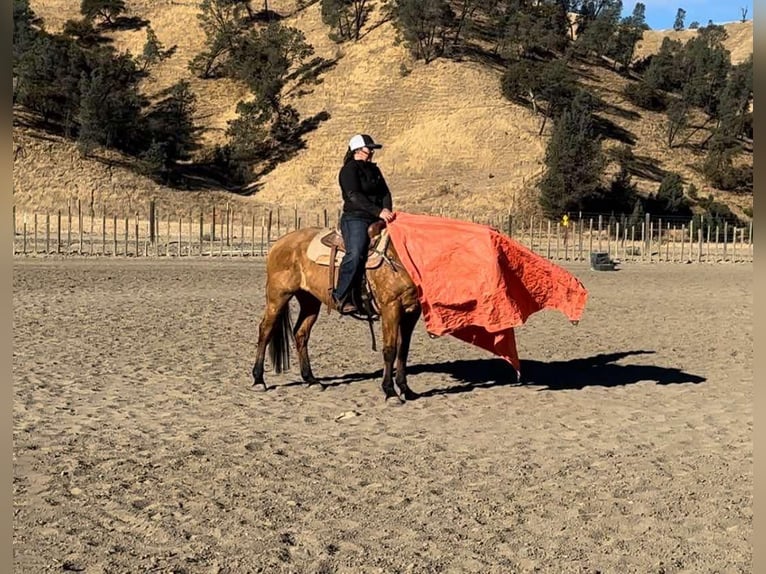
[252, 380, 268, 391]
[401, 389, 419, 401]
[384, 391, 405, 404]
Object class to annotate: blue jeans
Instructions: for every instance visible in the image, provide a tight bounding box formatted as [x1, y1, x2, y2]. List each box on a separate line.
[333, 215, 372, 305]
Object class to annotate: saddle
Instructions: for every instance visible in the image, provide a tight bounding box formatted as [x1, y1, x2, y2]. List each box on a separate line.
[306, 222, 391, 321]
[306, 227, 388, 269]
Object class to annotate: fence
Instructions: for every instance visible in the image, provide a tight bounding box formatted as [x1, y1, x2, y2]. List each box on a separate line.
[12, 202, 754, 264]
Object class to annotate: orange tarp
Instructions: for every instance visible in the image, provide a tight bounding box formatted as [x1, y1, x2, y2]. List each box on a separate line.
[386, 212, 588, 374]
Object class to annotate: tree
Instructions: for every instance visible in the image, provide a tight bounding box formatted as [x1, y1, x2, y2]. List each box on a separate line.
[574, 0, 623, 59]
[138, 26, 176, 71]
[607, 2, 646, 71]
[606, 145, 640, 213]
[643, 37, 684, 92]
[672, 7, 685, 31]
[393, 0, 455, 63]
[652, 172, 691, 215]
[14, 33, 88, 129]
[225, 99, 271, 160]
[665, 99, 688, 148]
[500, 57, 579, 134]
[77, 53, 144, 153]
[228, 23, 313, 109]
[142, 80, 199, 165]
[538, 91, 605, 217]
[493, 0, 569, 58]
[680, 24, 731, 117]
[14, 0, 42, 68]
[189, 0, 246, 78]
[716, 55, 752, 141]
[63, 18, 104, 48]
[321, 0, 369, 42]
[80, 0, 126, 26]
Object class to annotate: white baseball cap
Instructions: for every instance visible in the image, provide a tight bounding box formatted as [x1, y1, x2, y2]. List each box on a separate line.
[348, 134, 383, 151]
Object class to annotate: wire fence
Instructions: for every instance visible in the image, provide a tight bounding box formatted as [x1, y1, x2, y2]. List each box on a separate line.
[12, 201, 754, 264]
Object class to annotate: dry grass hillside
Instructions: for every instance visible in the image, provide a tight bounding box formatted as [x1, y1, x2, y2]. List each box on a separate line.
[13, 1, 753, 220]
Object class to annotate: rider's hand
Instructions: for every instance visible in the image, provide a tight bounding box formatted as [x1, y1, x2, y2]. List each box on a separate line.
[379, 208, 395, 223]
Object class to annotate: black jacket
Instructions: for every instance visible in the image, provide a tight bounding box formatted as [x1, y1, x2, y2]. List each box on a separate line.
[338, 159, 392, 221]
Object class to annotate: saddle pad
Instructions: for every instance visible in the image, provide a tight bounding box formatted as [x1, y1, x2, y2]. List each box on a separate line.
[306, 228, 384, 268]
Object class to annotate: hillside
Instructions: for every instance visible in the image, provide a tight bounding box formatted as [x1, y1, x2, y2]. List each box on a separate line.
[13, 1, 753, 220]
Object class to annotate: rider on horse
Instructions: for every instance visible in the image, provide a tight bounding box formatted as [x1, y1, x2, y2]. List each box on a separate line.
[332, 134, 396, 315]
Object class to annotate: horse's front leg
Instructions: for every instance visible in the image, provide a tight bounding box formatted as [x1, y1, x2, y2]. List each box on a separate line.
[395, 308, 421, 401]
[380, 304, 403, 402]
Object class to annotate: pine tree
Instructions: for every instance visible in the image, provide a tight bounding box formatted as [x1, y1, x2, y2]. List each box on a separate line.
[672, 8, 685, 31]
[538, 91, 605, 217]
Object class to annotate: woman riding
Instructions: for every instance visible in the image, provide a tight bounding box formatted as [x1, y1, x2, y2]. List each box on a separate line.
[332, 133, 396, 314]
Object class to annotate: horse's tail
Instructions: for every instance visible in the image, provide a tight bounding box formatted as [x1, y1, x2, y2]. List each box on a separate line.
[269, 303, 294, 374]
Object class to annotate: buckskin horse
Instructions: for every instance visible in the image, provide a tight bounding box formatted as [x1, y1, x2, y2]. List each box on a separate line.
[252, 222, 421, 402]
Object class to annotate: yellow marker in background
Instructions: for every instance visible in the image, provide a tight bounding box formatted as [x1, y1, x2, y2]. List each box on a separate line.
[562, 214, 569, 227]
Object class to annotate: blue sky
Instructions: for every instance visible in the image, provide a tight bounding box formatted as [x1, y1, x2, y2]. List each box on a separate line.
[622, 0, 754, 30]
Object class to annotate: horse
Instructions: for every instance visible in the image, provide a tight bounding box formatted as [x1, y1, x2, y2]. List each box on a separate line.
[251, 223, 422, 402]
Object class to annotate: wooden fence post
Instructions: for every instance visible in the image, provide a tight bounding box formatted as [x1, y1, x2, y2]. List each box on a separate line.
[606, 220, 611, 257]
[78, 199, 83, 255]
[113, 215, 117, 256]
[165, 212, 170, 257]
[588, 219, 593, 256]
[251, 213, 256, 257]
[67, 204, 72, 254]
[680, 225, 686, 262]
[267, 210, 273, 251]
[723, 221, 728, 261]
[665, 222, 670, 262]
[630, 226, 635, 260]
[135, 213, 139, 257]
[46, 213, 50, 254]
[546, 220, 551, 258]
[689, 218, 695, 262]
[240, 212, 245, 256]
[102, 212, 106, 256]
[149, 199, 156, 245]
[260, 214, 265, 256]
[33, 213, 38, 255]
[698, 227, 703, 263]
[597, 215, 603, 252]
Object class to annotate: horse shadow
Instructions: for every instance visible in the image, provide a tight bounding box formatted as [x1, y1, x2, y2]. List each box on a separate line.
[311, 350, 706, 397]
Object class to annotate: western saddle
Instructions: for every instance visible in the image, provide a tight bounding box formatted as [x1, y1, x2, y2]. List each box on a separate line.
[306, 221, 391, 319]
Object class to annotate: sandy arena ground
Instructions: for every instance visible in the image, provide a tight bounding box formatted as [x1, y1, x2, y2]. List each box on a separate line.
[13, 258, 752, 573]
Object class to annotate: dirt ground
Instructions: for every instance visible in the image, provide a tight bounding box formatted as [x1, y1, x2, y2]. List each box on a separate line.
[13, 258, 752, 574]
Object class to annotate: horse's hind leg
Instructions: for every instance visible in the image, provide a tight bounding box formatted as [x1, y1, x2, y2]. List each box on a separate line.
[395, 308, 421, 401]
[252, 288, 293, 390]
[293, 290, 322, 387]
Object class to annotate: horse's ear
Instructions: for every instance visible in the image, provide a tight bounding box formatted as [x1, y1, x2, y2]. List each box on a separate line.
[368, 220, 386, 239]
